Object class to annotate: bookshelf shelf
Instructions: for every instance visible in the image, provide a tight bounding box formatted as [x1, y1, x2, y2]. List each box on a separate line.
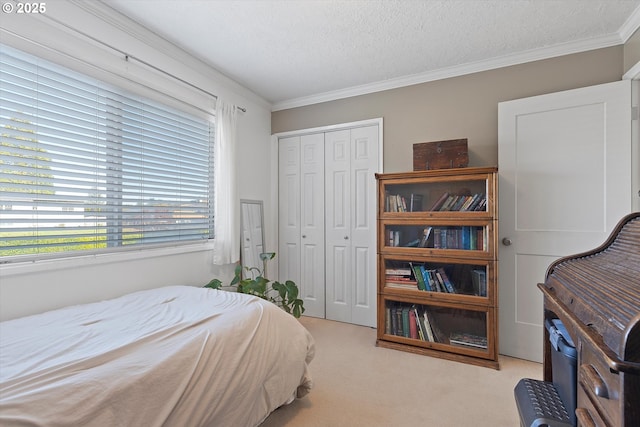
[376, 167, 499, 369]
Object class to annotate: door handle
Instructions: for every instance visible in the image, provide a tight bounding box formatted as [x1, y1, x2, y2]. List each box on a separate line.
[502, 237, 512, 246]
[344, 236, 349, 240]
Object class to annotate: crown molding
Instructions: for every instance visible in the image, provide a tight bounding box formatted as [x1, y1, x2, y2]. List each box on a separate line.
[272, 33, 625, 111]
[62, 0, 640, 113]
[619, 5, 640, 42]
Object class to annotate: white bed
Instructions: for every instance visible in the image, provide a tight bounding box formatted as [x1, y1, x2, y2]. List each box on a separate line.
[0, 285, 315, 427]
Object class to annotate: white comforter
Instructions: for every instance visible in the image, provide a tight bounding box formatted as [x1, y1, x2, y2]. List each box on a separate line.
[0, 286, 315, 427]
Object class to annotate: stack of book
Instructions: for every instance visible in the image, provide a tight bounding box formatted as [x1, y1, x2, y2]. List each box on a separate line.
[384, 303, 445, 343]
[449, 332, 488, 349]
[429, 192, 487, 212]
[431, 226, 484, 250]
[385, 267, 417, 289]
[385, 193, 424, 212]
[410, 264, 457, 293]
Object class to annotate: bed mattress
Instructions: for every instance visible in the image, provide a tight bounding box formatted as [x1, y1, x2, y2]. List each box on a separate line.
[0, 285, 315, 426]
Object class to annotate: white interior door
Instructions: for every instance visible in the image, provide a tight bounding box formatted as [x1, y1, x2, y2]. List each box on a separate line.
[325, 129, 351, 323]
[299, 133, 325, 318]
[278, 136, 301, 290]
[325, 125, 379, 327]
[498, 79, 632, 362]
[348, 125, 379, 327]
[278, 134, 326, 319]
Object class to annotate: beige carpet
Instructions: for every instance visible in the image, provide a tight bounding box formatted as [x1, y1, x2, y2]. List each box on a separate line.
[261, 316, 542, 427]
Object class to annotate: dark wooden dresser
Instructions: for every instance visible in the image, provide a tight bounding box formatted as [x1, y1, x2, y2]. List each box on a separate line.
[538, 212, 640, 427]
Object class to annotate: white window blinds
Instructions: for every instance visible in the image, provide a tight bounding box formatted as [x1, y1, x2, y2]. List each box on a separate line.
[0, 45, 215, 259]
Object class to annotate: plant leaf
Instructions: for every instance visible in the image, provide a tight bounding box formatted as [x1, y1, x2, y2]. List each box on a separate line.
[284, 280, 298, 301]
[271, 281, 287, 300]
[292, 299, 305, 318]
[202, 253, 305, 318]
[204, 278, 222, 289]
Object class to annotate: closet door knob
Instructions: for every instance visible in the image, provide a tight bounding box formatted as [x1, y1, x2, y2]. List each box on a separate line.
[344, 236, 349, 240]
[302, 235, 307, 238]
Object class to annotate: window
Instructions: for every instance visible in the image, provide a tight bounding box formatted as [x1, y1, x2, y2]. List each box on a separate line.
[0, 45, 215, 260]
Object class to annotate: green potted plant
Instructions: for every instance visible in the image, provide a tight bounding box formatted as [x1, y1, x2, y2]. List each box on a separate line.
[204, 252, 305, 318]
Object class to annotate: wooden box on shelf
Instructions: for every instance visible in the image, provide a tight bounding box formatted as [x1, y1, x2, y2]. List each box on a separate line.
[375, 166, 499, 369]
[413, 139, 469, 171]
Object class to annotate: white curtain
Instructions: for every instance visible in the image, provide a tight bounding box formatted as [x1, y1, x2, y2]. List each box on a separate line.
[212, 98, 239, 265]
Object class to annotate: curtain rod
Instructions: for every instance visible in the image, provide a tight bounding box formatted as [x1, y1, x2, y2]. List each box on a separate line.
[123, 54, 246, 113]
[44, 12, 246, 113]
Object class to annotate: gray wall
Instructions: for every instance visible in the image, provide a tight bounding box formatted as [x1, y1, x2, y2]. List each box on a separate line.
[625, 29, 640, 73]
[272, 47, 623, 173]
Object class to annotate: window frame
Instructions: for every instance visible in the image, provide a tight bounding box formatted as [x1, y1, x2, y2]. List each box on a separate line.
[1, 44, 216, 263]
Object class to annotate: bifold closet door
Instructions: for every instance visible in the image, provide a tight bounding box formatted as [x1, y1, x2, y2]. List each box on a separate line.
[278, 134, 326, 319]
[325, 126, 379, 327]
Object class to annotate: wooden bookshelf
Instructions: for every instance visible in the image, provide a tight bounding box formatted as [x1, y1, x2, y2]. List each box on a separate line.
[375, 167, 499, 369]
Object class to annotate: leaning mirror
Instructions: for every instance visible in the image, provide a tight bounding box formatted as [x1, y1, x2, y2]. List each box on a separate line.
[240, 199, 265, 277]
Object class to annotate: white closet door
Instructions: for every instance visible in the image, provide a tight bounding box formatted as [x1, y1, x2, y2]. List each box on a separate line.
[348, 125, 379, 327]
[299, 133, 326, 318]
[325, 125, 379, 327]
[278, 136, 301, 289]
[325, 129, 351, 323]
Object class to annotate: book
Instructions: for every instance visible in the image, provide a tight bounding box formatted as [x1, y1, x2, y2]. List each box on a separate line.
[433, 270, 446, 292]
[385, 306, 392, 334]
[419, 266, 433, 291]
[393, 306, 403, 336]
[401, 306, 410, 338]
[388, 230, 402, 247]
[451, 195, 468, 211]
[408, 309, 418, 339]
[459, 194, 476, 211]
[438, 195, 456, 211]
[424, 308, 444, 342]
[471, 269, 487, 296]
[429, 191, 449, 211]
[435, 230, 441, 248]
[413, 306, 425, 341]
[411, 264, 427, 291]
[461, 226, 471, 249]
[478, 196, 487, 211]
[409, 194, 423, 212]
[467, 193, 483, 211]
[418, 226, 433, 248]
[385, 268, 412, 276]
[386, 281, 418, 290]
[385, 275, 415, 281]
[437, 267, 456, 293]
[462, 193, 480, 211]
[449, 332, 487, 349]
[476, 228, 484, 250]
[421, 307, 435, 342]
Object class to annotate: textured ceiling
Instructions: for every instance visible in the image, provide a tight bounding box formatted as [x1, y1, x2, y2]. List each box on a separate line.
[103, 0, 640, 109]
